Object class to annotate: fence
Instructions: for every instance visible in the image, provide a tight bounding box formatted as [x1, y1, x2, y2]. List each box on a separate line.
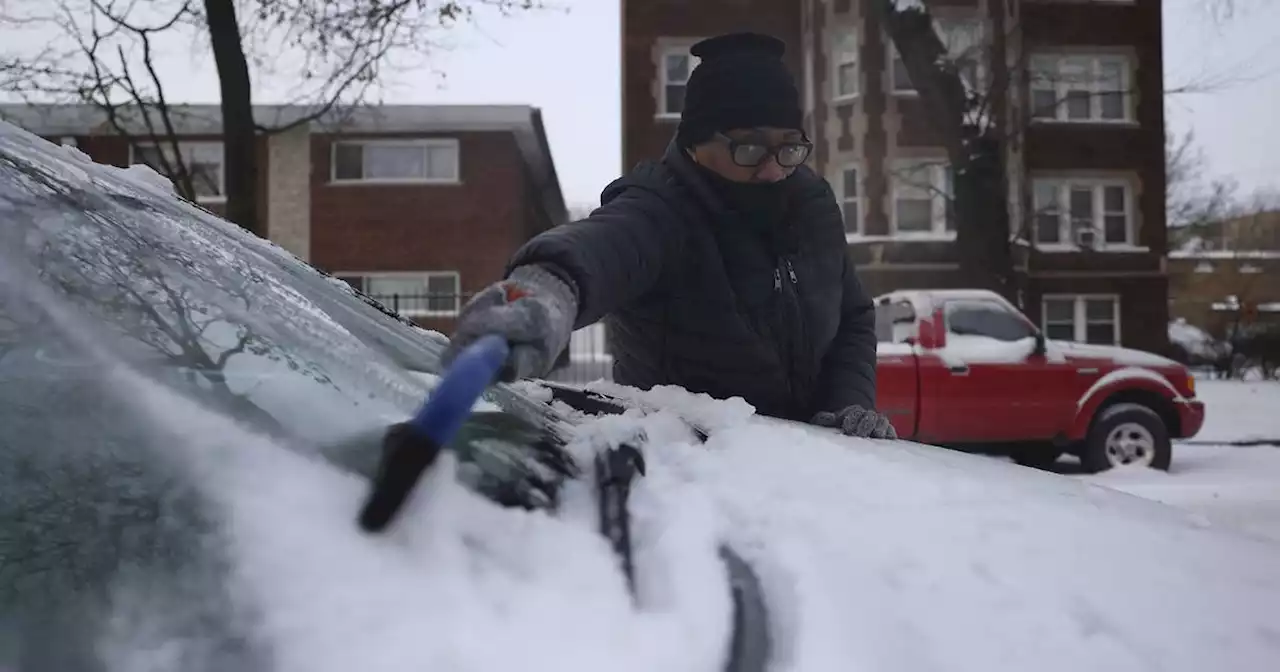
[367, 292, 614, 385]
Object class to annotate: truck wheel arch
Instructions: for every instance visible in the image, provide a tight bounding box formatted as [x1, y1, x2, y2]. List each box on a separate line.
[1070, 370, 1183, 441]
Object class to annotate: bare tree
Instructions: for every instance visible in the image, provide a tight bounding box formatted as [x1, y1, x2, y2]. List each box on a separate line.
[874, 0, 1244, 304]
[1, 0, 546, 235]
[872, 0, 1017, 299]
[1164, 126, 1241, 255]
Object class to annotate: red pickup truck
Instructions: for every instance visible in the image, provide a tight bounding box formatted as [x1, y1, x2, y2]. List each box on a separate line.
[873, 289, 1206, 472]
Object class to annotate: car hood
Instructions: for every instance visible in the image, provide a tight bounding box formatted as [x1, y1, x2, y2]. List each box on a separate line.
[673, 411, 1280, 671]
[1050, 340, 1182, 368]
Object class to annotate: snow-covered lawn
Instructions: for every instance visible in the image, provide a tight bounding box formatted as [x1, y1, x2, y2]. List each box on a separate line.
[1187, 379, 1280, 444]
[1077, 380, 1280, 543]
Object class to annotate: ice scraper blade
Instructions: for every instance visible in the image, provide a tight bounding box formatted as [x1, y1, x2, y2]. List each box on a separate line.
[357, 334, 510, 533]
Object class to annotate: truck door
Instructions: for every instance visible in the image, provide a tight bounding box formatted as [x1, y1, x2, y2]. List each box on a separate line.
[924, 298, 1075, 443]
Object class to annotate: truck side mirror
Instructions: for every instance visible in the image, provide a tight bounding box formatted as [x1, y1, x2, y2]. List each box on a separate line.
[1032, 330, 1047, 357]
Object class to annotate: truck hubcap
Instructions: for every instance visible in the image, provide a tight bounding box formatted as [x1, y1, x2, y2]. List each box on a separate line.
[1104, 422, 1156, 467]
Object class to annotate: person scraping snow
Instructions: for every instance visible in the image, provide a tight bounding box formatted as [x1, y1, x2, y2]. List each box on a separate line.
[442, 32, 895, 440]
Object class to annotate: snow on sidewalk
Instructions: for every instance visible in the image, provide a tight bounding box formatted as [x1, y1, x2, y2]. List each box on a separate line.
[1082, 380, 1280, 542]
[1082, 445, 1280, 543]
[1186, 380, 1280, 444]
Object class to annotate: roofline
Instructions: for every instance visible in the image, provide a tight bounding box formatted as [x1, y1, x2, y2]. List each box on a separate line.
[527, 107, 568, 230]
[0, 101, 569, 230]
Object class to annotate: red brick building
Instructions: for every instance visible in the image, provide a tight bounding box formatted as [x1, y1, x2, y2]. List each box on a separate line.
[622, 0, 1170, 353]
[1, 103, 568, 334]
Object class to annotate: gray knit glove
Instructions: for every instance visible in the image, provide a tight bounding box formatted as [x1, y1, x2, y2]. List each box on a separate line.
[811, 405, 898, 440]
[442, 264, 578, 382]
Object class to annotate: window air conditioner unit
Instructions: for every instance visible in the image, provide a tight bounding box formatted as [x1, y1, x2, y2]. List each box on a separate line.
[1075, 227, 1099, 250]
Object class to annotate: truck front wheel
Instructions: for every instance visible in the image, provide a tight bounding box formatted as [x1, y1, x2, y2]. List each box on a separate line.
[1081, 403, 1172, 473]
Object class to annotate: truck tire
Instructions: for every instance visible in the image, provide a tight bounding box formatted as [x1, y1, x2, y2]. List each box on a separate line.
[1081, 403, 1172, 474]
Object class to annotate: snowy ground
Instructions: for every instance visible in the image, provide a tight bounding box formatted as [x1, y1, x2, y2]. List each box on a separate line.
[1068, 380, 1280, 543]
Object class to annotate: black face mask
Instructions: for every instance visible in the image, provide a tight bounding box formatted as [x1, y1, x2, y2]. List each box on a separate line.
[695, 163, 791, 233]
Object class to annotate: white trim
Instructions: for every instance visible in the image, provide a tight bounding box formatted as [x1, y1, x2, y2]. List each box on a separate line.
[831, 28, 860, 101]
[1029, 53, 1134, 124]
[329, 138, 460, 185]
[1041, 294, 1122, 345]
[1169, 250, 1280, 260]
[337, 271, 462, 318]
[1030, 176, 1135, 250]
[127, 140, 226, 204]
[656, 44, 702, 120]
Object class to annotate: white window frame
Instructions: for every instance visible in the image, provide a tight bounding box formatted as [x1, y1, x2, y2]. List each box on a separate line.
[1041, 294, 1121, 345]
[890, 159, 954, 239]
[329, 138, 460, 185]
[889, 18, 986, 96]
[1030, 177, 1137, 251]
[832, 29, 860, 101]
[657, 45, 701, 119]
[339, 271, 462, 318]
[1029, 53, 1133, 123]
[128, 141, 226, 204]
[831, 163, 863, 238]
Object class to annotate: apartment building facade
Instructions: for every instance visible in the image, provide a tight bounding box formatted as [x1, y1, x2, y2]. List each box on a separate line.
[1168, 211, 1280, 336]
[622, 0, 1170, 353]
[2, 103, 568, 334]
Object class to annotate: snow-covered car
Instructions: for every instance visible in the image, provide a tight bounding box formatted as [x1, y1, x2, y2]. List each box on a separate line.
[875, 290, 1206, 472]
[2, 121, 1279, 672]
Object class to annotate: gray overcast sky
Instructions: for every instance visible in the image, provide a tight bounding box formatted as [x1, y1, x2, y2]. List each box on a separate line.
[5, 0, 1278, 208]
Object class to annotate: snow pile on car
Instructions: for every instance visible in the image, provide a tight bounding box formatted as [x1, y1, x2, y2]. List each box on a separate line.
[5, 117, 1280, 672]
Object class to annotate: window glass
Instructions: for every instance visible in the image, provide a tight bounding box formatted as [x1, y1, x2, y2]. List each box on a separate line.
[662, 52, 697, 115]
[842, 167, 859, 234]
[834, 32, 859, 98]
[131, 143, 224, 200]
[946, 301, 1035, 342]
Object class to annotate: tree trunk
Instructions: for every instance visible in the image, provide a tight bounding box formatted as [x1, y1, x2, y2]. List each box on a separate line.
[877, 0, 1017, 301]
[202, 0, 260, 236]
[953, 135, 1014, 297]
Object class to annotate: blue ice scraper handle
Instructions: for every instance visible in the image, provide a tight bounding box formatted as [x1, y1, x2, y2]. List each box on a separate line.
[358, 334, 510, 533]
[407, 334, 510, 442]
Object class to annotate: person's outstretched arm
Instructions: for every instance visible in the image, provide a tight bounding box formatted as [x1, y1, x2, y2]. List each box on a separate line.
[505, 185, 683, 329]
[809, 253, 896, 438]
[442, 183, 682, 380]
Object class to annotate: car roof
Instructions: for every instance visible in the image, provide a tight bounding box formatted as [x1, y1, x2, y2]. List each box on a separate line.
[875, 288, 1016, 313]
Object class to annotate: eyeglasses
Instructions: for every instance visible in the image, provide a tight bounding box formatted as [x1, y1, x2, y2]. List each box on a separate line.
[715, 132, 813, 168]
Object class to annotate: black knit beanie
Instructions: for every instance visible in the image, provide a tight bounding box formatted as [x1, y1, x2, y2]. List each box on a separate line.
[675, 33, 804, 149]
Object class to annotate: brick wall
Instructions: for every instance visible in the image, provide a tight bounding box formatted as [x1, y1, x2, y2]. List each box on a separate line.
[307, 130, 531, 333]
[621, 0, 803, 172]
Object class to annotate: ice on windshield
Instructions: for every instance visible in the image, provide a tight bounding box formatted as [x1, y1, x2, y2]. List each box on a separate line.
[0, 121, 558, 668]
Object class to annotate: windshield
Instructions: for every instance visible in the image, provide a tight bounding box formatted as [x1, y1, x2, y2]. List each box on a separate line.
[0, 125, 567, 669]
